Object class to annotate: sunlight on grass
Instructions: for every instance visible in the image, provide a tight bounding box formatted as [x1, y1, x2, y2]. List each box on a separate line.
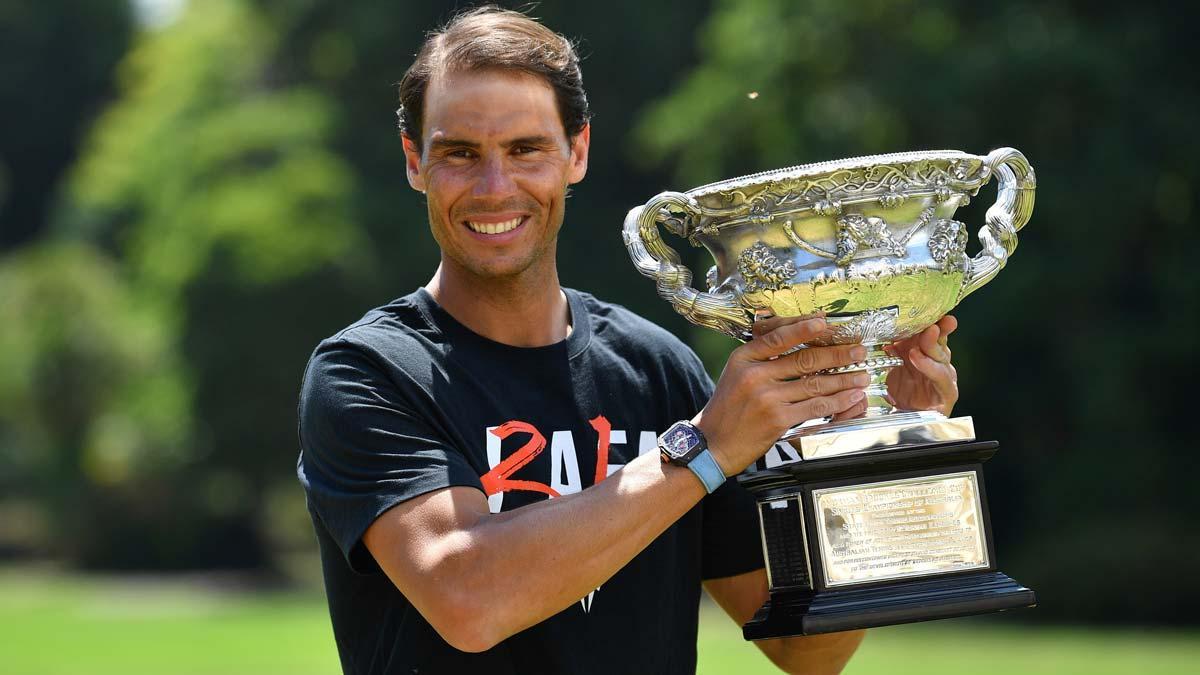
[2, 566, 1197, 674]
[0, 567, 339, 675]
[697, 607, 1200, 675]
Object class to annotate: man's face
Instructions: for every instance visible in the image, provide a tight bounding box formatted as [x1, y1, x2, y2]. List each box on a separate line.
[403, 68, 590, 281]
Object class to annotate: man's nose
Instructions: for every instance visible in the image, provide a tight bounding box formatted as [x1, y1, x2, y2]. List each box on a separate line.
[473, 155, 518, 198]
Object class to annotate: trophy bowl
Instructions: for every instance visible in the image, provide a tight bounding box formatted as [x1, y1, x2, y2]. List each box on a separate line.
[624, 148, 1039, 637]
[624, 148, 1036, 458]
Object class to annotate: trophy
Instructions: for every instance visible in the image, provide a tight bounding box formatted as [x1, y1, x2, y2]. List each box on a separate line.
[624, 148, 1037, 638]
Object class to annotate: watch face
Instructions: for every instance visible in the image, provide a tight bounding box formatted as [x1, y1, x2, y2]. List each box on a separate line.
[663, 423, 700, 459]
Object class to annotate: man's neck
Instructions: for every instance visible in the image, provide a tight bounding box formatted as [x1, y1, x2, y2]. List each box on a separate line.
[425, 262, 572, 348]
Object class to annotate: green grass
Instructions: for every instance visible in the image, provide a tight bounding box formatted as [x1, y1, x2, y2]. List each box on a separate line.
[699, 613, 1200, 675]
[0, 567, 339, 675]
[2, 566, 1196, 674]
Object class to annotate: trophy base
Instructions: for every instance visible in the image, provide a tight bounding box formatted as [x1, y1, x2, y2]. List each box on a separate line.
[738, 439, 1036, 641]
[781, 412, 976, 460]
[742, 571, 1036, 638]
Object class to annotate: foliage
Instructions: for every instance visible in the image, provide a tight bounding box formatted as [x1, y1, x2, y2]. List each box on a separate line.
[636, 0, 1200, 623]
[4, 0, 712, 570]
[0, 0, 133, 249]
[66, 0, 362, 310]
[0, 0, 363, 568]
[0, 0, 1194, 625]
[0, 242, 188, 548]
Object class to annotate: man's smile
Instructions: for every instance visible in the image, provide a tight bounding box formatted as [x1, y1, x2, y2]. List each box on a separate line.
[464, 215, 527, 235]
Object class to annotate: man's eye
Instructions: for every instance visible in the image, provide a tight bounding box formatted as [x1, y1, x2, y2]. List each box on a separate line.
[448, 150, 474, 159]
[514, 146, 538, 155]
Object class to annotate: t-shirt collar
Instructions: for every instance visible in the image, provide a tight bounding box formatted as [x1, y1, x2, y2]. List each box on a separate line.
[412, 286, 592, 359]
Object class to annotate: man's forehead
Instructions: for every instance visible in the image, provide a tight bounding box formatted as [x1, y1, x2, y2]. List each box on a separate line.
[424, 69, 564, 142]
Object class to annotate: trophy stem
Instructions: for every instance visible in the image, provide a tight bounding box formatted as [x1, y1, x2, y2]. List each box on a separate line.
[863, 346, 896, 418]
[822, 345, 902, 418]
[778, 343, 976, 459]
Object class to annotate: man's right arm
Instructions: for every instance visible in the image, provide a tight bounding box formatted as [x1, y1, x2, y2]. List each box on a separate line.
[363, 316, 868, 652]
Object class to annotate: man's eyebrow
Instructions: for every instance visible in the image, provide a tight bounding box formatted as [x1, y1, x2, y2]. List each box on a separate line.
[427, 135, 559, 151]
[428, 137, 481, 151]
[505, 135, 557, 148]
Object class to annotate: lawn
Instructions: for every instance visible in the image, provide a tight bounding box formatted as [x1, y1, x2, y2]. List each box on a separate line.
[1, 566, 1195, 674]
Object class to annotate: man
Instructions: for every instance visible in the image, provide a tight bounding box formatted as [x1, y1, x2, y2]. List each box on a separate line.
[297, 7, 960, 674]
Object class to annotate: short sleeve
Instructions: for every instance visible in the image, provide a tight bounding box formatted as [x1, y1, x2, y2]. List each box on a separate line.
[673, 345, 766, 579]
[297, 340, 483, 573]
[700, 477, 765, 579]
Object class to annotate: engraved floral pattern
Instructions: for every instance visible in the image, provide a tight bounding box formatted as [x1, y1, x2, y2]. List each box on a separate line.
[738, 242, 797, 292]
[878, 187, 905, 209]
[928, 218, 969, 271]
[748, 196, 774, 225]
[827, 308, 900, 346]
[835, 214, 907, 266]
[710, 157, 988, 224]
[814, 199, 843, 217]
[950, 159, 972, 180]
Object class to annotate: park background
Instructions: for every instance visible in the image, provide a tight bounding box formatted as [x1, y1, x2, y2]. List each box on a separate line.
[1, 0, 1196, 672]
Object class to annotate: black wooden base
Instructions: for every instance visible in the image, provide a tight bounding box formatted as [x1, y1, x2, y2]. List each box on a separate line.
[742, 571, 1036, 639]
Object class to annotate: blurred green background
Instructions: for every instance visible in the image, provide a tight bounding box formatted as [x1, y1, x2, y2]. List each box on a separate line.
[0, 0, 1195, 672]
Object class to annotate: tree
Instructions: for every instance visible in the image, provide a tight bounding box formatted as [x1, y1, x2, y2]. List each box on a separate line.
[44, 0, 362, 568]
[634, 0, 1200, 623]
[0, 0, 132, 249]
[0, 241, 189, 565]
[18, 0, 715, 570]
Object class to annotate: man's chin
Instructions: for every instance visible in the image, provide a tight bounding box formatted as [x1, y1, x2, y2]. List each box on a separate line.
[454, 257, 539, 283]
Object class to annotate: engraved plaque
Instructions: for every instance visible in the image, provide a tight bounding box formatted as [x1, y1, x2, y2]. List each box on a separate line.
[813, 472, 988, 587]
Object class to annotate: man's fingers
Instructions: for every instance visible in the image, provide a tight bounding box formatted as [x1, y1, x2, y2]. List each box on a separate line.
[918, 324, 952, 364]
[740, 317, 830, 361]
[780, 371, 868, 402]
[831, 395, 869, 422]
[752, 313, 823, 338]
[938, 314, 958, 339]
[917, 324, 940, 353]
[769, 343, 866, 378]
[789, 387, 866, 422]
[908, 348, 957, 394]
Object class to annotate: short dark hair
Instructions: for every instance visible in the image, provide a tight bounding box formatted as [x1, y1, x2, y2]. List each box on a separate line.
[396, 6, 591, 150]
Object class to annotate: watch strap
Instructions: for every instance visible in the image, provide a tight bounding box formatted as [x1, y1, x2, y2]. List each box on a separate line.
[684, 448, 726, 494]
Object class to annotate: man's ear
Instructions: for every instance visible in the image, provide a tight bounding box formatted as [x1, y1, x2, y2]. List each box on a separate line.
[401, 134, 427, 193]
[566, 123, 590, 185]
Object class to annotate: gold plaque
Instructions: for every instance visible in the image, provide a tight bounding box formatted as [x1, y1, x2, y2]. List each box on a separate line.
[813, 472, 989, 587]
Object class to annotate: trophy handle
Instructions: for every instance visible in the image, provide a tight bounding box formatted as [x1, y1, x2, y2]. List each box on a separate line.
[959, 147, 1037, 301]
[623, 191, 753, 340]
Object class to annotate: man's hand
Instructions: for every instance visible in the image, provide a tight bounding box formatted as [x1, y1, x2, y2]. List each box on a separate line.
[884, 314, 959, 416]
[695, 316, 868, 476]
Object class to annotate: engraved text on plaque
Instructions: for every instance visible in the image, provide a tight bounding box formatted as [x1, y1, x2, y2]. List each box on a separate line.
[813, 472, 989, 587]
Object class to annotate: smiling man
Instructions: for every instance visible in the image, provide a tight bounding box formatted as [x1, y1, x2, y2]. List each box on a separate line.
[297, 7, 960, 675]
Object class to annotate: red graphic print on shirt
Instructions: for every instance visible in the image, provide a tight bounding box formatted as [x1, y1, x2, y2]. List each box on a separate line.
[480, 415, 613, 499]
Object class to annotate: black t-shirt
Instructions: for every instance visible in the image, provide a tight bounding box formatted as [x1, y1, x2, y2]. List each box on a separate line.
[297, 288, 763, 675]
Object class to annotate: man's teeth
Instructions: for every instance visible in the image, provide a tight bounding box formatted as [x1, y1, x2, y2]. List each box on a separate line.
[467, 217, 522, 234]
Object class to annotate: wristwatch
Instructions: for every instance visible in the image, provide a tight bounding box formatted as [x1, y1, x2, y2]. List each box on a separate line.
[658, 420, 726, 494]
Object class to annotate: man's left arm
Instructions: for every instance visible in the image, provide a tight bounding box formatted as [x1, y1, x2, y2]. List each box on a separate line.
[704, 570, 865, 674]
[701, 317, 963, 673]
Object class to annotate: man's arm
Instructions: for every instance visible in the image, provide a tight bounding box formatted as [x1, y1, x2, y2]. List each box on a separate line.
[704, 570, 865, 675]
[363, 317, 868, 652]
[366, 455, 704, 652]
[697, 317, 963, 674]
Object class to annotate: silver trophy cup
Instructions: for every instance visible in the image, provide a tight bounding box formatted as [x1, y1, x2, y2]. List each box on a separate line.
[624, 148, 1037, 637]
[624, 148, 1035, 458]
